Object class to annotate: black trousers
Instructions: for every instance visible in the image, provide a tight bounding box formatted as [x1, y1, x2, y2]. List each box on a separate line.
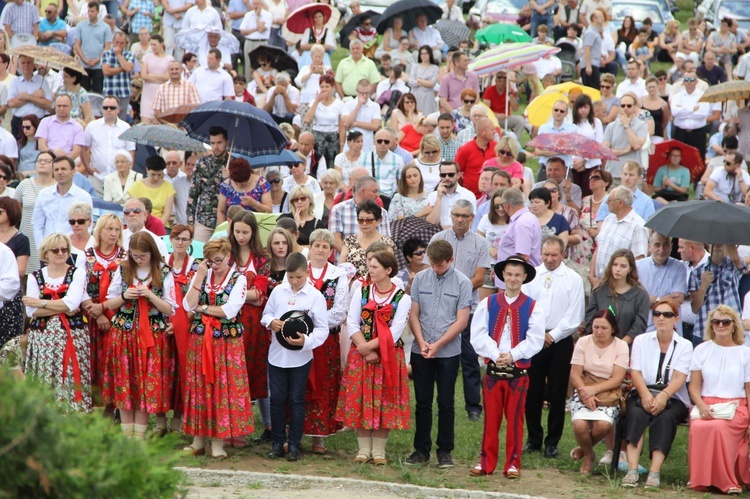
[525, 335, 574, 448]
[673, 126, 708, 169]
[581, 66, 601, 90]
[624, 394, 688, 458]
[411, 353, 460, 455]
[81, 68, 104, 94]
[460, 314, 482, 415]
[269, 361, 311, 449]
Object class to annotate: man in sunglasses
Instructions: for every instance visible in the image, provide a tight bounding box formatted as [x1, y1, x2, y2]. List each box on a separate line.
[703, 151, 750, 204]
[602, 91, 647, 185]
[365, 129, 403, 200]
[636, 232, 687, 336]
[426, 160, 477, 229]
[671, 71, 717, 164]
[121, 197, 169, 259]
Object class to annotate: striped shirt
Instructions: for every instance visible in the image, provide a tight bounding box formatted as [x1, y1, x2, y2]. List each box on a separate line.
[594, 209, 648, 278]
[3, 2, 39, 36]
[439, 135, 460, 161]
[152, 79, 202, 116]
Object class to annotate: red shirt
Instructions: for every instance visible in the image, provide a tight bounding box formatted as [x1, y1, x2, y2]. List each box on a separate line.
[399, 124, 423, 153]
[145, 215, 167, 236]
[482, 85, 510, 115]
[455, 139, 497, 197]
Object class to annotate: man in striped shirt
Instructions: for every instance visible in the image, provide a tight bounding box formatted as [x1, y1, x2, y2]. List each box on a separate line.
[153, 60, 202, 123]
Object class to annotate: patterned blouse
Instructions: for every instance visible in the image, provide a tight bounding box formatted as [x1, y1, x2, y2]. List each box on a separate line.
[344, 235, 398, 279]
[188, 153, 227, 227]
[388, 193, 429, 222]
[219, 177, 271, 215]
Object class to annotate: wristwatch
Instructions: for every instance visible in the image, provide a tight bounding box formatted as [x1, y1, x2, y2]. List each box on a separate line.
[201, 305, 208, 314]
[41, 299, 47, 308]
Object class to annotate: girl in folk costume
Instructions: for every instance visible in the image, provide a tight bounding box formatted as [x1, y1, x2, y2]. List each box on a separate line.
[101, 232, 177, 439]
[168, 224, 201, 433]
[469, 256, 545, 479]
[24, 233, 91, 412]
[182, 238, 252, 458]
[305, 229, 349, 454]
[336, 251, 412, 465]
[81, 214, 125, 410]
[267, 228, 292, 294]
[228, 210, 272, 443]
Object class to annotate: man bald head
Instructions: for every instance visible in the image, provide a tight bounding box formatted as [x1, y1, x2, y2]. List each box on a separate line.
[476, 118, 495, 144]
[165, 150, 182, 178]
[298, 131, 315, 157]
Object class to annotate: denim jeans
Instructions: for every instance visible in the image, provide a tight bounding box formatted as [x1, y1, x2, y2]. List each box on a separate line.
[411, 353, 460, 455]
[269, 362, 311, 449]
[530, 12, 554, 39]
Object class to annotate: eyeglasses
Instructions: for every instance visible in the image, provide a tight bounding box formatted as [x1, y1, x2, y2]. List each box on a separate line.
[0, 175, 6, 181]
[22, 125, 33, 130]
[68, 218, 88, 225]
[292, 197, 308, 203]
[653, 310, 677, 318]
[376, 139, 390, 145]
[498, 149, 513, 157]
[129, 252, 150, 261]
[439, 172, 456, 178]
[172, 236, 191, 243]
[451, 213, 471, 219]
[711, 318, 733, 327]
[412, 250, 426, 256]
[684, 77, 697, 82]
[423, 149, 439, 155]
[49, 247, 69, 255]
[357, 217, 376, 224]
[131, 84, 141, 89]
[463, 99, 476, 104]
[123, 208, 143, 215]
[207, 256, 227, 266]
[553, 108, 566, 113]
[269, 178, 282, 184]
[496, 76, 507, 79]
[724, 160, 733, 166]
[36, 158, 52, 164]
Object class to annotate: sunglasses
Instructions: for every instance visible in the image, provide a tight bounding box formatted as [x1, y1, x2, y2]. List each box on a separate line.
[0, 175, 6, 181]
[463, 99, 476, 104]
[589, 176, 602, 181]
[684, 77, 697, 82]
[621, 103, 634, 108]
[724, 160, 733, 166]
[547, 187, 559, 193]
[423, 150, 439, 155]
[711, 318, 732, 327]
[123, 208, 143, 215]
[22, 125, 33, 130]
[498, 150, 513, 157]
[68, 218, 88, 225]
[413, 250, 426, 256]
[600, 84, 611, 89]
[102, 106, 118, 111]
[493, 204, 503, 209]
[553, 108, 566, 113]
[49, 247, 69, 255]
[291, 197, 308, 203]
[269, 178, 282, 184]
[653, 310, 677, 318]
[376, 139, 390, 144]
[357, 218, 376, 224]
[439, 172, 456, 178]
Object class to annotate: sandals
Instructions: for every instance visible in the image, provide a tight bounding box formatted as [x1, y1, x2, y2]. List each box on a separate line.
[644, 472, 660, 489]
[569, 446, 583, 460]
[469, 464, 487, 477]
[353, 453, 371, 464]
[727, 487, 743, 495]
[372, 453, 387, 466]
[182, 445, 205, 456]
[621, 470, 639, 488]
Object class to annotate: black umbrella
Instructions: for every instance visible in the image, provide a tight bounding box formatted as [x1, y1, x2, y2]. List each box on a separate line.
[375, 0, 443, 34]
[644, 200, 750, 245]
[340, 10, 380, 50]
[435, 19, 471, 47]
[248, 44, 299, 79]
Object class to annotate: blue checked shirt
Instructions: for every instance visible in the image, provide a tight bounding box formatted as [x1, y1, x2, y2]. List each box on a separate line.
[129, 0, 155, 34]
[636, 257, 688, 335]
[439, 135, 460, 162]
[688, 256, 746, 342]
[102, 49, 135, 99]
[362, 150, 403, 198]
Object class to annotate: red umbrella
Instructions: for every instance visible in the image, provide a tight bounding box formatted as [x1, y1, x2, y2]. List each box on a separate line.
[647, 139, 704, 184]
[285, 3, 333, 35]
[526, 133, 618, 160]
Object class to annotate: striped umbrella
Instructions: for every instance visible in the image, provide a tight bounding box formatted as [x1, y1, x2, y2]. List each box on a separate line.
[470, 43, 561, 76]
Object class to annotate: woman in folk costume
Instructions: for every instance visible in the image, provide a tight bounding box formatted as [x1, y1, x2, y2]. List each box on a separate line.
[304, 229, 349, 454]
[101, 232, 177, 439]
[182, 237, 252, 458]
[228, 210, 272, 443]
[81, 214, 125, 410]
[336, 251, 411, 465]
[469, 255, 545, 479]
[167, 224, 201, 433]
[24, 233, 91, 412]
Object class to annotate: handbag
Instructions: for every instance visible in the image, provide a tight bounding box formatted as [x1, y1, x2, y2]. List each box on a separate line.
[690, 400, 740, 421]
[582, 371, 624, 409]
[635, 340, 677, 410]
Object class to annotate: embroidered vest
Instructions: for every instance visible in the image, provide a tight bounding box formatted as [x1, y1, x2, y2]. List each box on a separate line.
[359, 284, 404, 343]
[29, 266, 85, 330]
[488, 292, 536, 369]
[111, 266, 170, 332]
[84, 247, 126, 301]
[193, 270, 244, 338]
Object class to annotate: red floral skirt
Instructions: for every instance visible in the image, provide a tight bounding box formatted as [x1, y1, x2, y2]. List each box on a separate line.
[102, 325, 174, 413]
[170, 307, 191, 412]
[304, 331, 343, 436]
[86, 315, 110, 400]
[335, 344, 410, 430]
[239, 304, 270, 400]
[182, 333, 254, 438]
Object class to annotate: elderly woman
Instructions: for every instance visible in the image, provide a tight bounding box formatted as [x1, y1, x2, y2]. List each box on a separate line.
[0, 198, 29, 345]
[314, 168, 341, 228]
[579, 170, 612, 243]
[389, 93, 423, 132]
[68, 202, 95, 266]
[23, 233, 90, 412]
[398, 116, 436, 155]
[17, 115, 40, 176]
[706, 17, 737, 75]
[296, 44, 333, 104]
[103, 150, 143, 205]
[412, 135, 442, 192]
[689, 305, 750, 494]
[304, 74, 343, 168]
[482, 136, 525, 192]
[279, 185, 326, 247]
[622, 299, 692, 488]
[389, 163, 430, 221]
[452, 88, 479, 132]
[217, 158, 272, 224]
[340, 200, 398, 279]
[529, 187, 571, 250]
[56, 68, 92, 124]
[127, 156, 175, 227]
[570, 309, 629, 474]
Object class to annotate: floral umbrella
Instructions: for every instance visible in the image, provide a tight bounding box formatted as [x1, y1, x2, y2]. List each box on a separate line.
[527, 133, 618, 160]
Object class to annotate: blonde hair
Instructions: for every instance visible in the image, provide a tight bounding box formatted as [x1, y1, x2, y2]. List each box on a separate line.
[92, 214, 123, 248]
[705, 305, 745, 345]
[310, 44, 325, 57]
[495, 136, 519, 159]
[39, 233, 71, 262]
[288, 184, 315, 218]
[203, 237, 231, 260]
[666, 20, 680, 34]
[420, 134, 440, 155]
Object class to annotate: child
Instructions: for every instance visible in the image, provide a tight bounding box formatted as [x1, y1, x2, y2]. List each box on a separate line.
[261, 252, 329, 461]
[233, 75, 256, 106]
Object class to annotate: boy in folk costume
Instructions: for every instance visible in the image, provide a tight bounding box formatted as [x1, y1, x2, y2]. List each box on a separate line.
[469, 254, 545, 479]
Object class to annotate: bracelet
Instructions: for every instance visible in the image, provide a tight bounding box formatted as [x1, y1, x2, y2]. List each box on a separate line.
[120, 292, 126, 301]
[192, 285, 201, 292]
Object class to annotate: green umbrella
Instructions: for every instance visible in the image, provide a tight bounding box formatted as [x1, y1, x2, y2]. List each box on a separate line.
[475, 23, 532, 45]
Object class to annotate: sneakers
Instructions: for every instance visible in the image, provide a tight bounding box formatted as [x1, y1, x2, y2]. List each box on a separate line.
[404, 451, 430, 465]
[598, 450, 613, 466]
[468, 412, 481, 422]
[437, 453, 455, 469]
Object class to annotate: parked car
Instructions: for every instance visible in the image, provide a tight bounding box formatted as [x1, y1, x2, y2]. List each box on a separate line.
[703, 0, 750, 33]
[612, 1, 667, 33]
[468, 0, 527, 29]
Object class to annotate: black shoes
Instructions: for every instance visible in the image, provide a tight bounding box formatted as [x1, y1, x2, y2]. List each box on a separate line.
[437, 453, 455, 469]
[269, 444, 285, 458]
[523, 443, 541, 453]
[468, 412, 481, 422]
[287, 447, 301, 462]
[404, 451, 430, 465]
[544, 445, 559, 458]
[254, 429, 272, 444]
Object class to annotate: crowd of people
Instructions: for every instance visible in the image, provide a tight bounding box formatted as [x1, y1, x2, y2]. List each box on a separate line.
[3, 0, 750, 494]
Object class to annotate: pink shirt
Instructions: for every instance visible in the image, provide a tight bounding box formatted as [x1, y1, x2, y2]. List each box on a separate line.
[571, 334, 629, 379]
[482, 159, 524, 180]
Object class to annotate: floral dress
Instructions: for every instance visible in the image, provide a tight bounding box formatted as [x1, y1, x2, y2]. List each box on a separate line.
[168, 254, 199, 411]
[26, 265, 92, 412]
[55, 86, 89, 121]
[344, 235, 398, 280]
[219, 177, 271, 215]
[409, 63, 439, 115]
[102, 265, 176, 413]
[388, 193, 429, 221]
[0, 231, 30, 345]
[571, 196, 599, 269]
[183, 269, 253, 439]
[336, 283, 412, 430]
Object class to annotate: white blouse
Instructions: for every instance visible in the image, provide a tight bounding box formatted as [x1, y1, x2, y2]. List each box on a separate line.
[306, 263, 349, 329]
[631, 330, 693, 406]
[346, 282, 411, 341]
[25, 266, 86, 316]
[574, 118, 604, 169]
[184, 269, 247, 319]
[691, 341, 750, 399]
[106, 265, 177, 316]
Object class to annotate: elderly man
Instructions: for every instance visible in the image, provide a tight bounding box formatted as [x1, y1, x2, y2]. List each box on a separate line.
[697, 50, 727, 86]
[328, 175, 389, 252]
[589, 186, 648, 285]
[161, 0, 193, 58]
[4, 0, 39, 40]
[534, 100, 578, 177]
[704, 151, 750, 203]
[595, 161, 654, 221]
[636, 232, 687, 335]
[482, 71, 525, 140]
[437, 113, 460, 161]
[153, 60, 202, 121]
[455, 118, 497, 198]
[439, 51, 479, 114]
[121, 197, 169, 258]
[38, 3, 68, 46]
[409, 13, 445, 63]
[36, 95, 85, 160]
[264, 72, 300, 125]
[533, 157, 582, 211]
[431, 199, 490, 423]
[240, 0, 272, 81]
[602, 92, 647, 185]
[189, 48, 234, 103]
[456, 105, 491, 147]
[7, 55, 52, 138]
[188, 126, 229, 242]
[32, 156, 93, 248]
[101, 32, 135, 121]
[335, 40, 381, 98]
[522, 235, 584, 459]
[164, 150, 187, 183]
[81, 96, 134, 197]
[671, 71, 715, 164]
[74, 1, 112, 93]
[426, 160, 477, 229]
[363, 129, 403, 199]
[496, 187, 543, 267]
[339, 79, 380, 156]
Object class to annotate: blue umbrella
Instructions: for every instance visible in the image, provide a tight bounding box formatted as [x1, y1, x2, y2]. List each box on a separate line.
[180, 101, 288, 157]
[234, 149, 301, 169]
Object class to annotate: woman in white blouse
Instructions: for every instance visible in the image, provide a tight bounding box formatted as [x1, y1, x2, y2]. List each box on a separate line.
[295, 44, 333, 102]
[303, 73, 342, 168]
[103, 149, 143, 205]
[571, 94, 603, 196]
[688, 305, 750, 494]
[622, 299, 692, 489]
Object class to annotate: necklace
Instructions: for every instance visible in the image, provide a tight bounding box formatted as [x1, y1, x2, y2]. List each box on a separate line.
[169, 253, 189, 276]
[308, 262, 328, 289]
[96, 245, 119, 261]
[236, 251, 253, 273]
[591, 193, 605, 204]
[374, 282, 395, 296]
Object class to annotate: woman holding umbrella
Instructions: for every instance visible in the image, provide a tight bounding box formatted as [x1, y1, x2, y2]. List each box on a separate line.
[299, 8, 335, 64]
[571, 94, 603, 196]
[376, 16, 408, 61]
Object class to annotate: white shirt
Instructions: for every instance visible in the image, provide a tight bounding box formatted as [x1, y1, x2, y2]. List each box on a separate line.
[25, 266, 85, 317]
[261, 281, 329, 368]
[346, 282, 412, 342]
[670, 88, 712, 130]
[0, 241, 19, 306]
[197, 43, 233, 69]
[183, 268, 247, 318]
[681, 252, 709, 325]
[736, 51, 750, 79]
[0, 126, 18, 159]
[375, 78, 410, 101]
[84, 118, 135, 180]
[426, 185, 477, 227]
[189, 66, 233, 103]
[240, 9, 272, 40]
[631, 330, 693, 407]
[708, 167, 750, 203]
[310, 98, 343, 134]
[182, 4, 222, 31]
[165, 170, 186, 183]
[616, 77, 647, 99]
[267, 84, 300, 116]
[410, 26, 444, 50]
[306, 263, 349, 328]
[122, 227, 169, 260]
[470, 293, 545, 363]
[32, 184, 93, 249]
[105, 265, 177, 315]
[690, 341, 750, 399]
[534, 56, 562, 78]
[340, 99, 380, 156]
[522, 262, 585, 342]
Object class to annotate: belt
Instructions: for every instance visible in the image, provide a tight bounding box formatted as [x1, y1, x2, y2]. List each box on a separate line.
[330, 326, 341, 336]
[486, 360, 527, 380]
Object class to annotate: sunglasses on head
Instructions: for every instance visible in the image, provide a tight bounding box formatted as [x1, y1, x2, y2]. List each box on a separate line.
[68, 218, 88, 225]
[711, 318, 732, 326]
[49, 247, 69, 255]
[653, 310, 677, 318]
[439, 172, 456, 178]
